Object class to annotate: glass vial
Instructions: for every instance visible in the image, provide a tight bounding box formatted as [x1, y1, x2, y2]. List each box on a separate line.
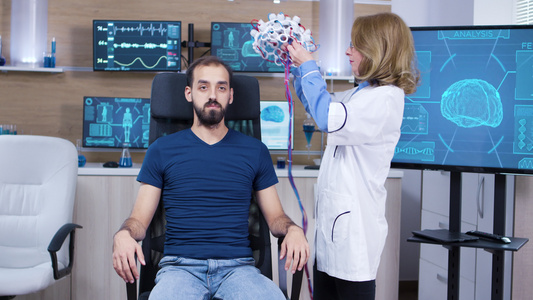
[303, 113, 316, 159]
[77, 139, 86, 167]
[119, 142, 132, 168]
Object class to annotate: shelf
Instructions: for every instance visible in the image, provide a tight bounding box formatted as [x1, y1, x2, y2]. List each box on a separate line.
[324, 75, 355, 82]
[408, 233, 529, 252]
[0, 65, 64, 73]
[0, 65, 353, 82]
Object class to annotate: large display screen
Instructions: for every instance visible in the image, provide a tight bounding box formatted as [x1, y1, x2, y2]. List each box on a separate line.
[93, 20, 181, 71]
[391, 25, 533, 174]
[260, 101, 293, 149]
[211, 22, 284, 73]
[82, 96, 150, 149]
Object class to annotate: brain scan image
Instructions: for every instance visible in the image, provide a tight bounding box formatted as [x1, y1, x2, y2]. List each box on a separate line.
[441, 79, 503, 128]
[261, 105, 285, 123]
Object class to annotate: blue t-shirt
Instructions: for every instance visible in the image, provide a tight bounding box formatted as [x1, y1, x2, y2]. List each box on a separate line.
[137, 128, 278, 259]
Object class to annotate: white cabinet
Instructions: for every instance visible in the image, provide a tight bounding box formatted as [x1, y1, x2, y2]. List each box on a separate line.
[418, 170, 514, 300]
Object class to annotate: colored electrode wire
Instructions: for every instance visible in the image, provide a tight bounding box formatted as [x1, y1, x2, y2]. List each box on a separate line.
[251, 13, 318, 299]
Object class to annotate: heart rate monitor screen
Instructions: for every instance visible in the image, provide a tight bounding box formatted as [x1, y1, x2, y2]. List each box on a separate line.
[392, 25, 533, 174]
[82, 96, 150, 149]
[93, 20, 181, 71]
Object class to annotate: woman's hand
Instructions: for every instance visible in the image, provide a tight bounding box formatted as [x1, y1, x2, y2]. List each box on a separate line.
[282, 41, 314, 67]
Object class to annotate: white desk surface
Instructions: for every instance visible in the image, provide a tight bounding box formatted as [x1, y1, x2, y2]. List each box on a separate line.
[78, 162, 403, 178]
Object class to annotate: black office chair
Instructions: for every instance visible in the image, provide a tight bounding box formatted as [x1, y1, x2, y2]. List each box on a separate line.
[126, 72, 303, 300]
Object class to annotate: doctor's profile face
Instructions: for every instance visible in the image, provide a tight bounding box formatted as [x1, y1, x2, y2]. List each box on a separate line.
[186, 64, 234, 126]
[346, 41, 364, 76]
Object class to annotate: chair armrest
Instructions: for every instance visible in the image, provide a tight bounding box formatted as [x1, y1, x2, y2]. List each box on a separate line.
[277, 237, 303, 300]
[47, 223, 83, 280]
[126, 280, 137, 300]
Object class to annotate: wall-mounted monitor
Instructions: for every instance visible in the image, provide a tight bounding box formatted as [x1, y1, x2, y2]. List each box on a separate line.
[82, 96, 150, 149]
[93, 20, 181, 71]
[211, 22, 284, 73]
[260, 101, 293, 150]
[391, 25, 533, 175]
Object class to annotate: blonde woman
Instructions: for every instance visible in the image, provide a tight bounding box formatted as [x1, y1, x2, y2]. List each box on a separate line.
[284, 12, 419, 300]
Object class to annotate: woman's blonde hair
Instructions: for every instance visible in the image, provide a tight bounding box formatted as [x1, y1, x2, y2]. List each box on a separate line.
[351, 12, 420, 95]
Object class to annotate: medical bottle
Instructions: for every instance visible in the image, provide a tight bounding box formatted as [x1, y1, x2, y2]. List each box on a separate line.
[303, 113, 315, 159]
[119, 142, 132, 167]
[77, 139, 86, 167]
[303, 113, 315, 147]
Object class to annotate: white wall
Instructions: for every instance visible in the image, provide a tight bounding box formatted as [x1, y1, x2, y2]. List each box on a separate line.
[392, 0, 515, 27]
[473, 0, 516, 25]
[392, 0, 475, 27]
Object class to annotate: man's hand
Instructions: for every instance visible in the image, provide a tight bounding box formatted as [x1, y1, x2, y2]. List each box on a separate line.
[279, 225, 310, 274]
[112, 230, 146, 283]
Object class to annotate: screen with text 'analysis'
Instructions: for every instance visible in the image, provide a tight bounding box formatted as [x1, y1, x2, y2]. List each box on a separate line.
[392, 25, 533, 174]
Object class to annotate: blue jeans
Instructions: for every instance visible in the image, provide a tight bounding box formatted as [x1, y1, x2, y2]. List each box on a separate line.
[149, 256, 286, 300]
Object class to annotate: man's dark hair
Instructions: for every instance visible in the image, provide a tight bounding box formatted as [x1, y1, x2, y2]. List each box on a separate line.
[186, 56, 233, 88]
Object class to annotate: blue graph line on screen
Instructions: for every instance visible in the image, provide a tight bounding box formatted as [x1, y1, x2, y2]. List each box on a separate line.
[113, 42, 168, 49]
[395, 145, 435, 156]
[518, 157, 533, 169]
[488, 136, 505, 154]
[110, 23, 169, 36]
[114, 56, 168, 69]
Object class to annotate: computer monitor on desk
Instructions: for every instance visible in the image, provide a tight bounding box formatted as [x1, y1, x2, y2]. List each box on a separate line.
[82, 96, 150, 150]
[260, 101, 293, 150]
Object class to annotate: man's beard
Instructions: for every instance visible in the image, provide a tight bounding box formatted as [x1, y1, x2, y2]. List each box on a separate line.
[193, 98, 226, 126]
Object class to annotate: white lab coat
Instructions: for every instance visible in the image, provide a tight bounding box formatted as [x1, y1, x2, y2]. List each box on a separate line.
[314, 84, 405, 282]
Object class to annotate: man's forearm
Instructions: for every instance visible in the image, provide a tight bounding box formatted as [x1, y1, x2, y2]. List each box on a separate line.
[116, 217, 147, 242]
[269, 214, 301, 238]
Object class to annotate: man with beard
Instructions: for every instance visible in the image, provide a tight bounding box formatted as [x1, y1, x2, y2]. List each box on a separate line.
[112, 56, 309, 300]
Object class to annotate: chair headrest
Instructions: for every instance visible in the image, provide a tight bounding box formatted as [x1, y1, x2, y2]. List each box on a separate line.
[150, 73, 260, 121]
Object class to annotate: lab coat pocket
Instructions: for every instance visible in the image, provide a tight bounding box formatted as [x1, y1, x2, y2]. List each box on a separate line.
[318, 190, 352, 244]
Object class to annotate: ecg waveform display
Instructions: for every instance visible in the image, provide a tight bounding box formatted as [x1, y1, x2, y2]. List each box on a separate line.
[82, 96, 150, 149]
[93, 20, 181, 71]
[391, 25, 533, 175]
